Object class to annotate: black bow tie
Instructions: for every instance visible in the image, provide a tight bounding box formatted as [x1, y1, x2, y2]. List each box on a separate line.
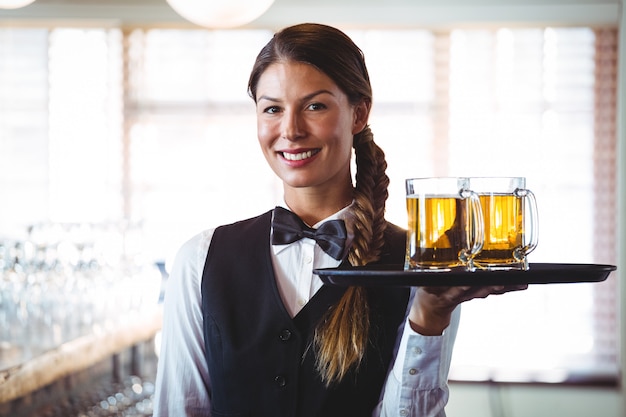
[271, 206, 347, 260]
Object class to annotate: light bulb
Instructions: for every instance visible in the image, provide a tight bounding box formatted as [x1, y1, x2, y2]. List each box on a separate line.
[0, 0, 36, 9]
[166, 0, 275, 28]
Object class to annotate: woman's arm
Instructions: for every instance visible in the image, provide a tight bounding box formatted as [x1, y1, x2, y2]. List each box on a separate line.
[375, 284, 527, 417]
[374, 288, 459, 417]
[410, 284, 527, 336]
[152, 231, 214, 417]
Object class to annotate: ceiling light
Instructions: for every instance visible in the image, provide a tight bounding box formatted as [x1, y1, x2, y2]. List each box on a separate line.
[0, 0, 36, 9]
[166, 0, 275, 29]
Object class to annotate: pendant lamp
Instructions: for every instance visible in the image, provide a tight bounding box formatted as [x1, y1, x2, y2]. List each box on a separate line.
[0, 0, 36, 9]
[166, 0, 275, 28]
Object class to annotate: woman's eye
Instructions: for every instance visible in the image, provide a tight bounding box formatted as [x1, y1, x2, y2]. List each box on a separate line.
[263, 105, 280, 114]
[308, 102, 326, 111]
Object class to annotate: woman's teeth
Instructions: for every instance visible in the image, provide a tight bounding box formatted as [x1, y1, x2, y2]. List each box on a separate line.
[282, 150, 317, 161]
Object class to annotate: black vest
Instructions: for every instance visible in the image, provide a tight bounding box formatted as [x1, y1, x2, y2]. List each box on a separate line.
[201, 210, 410, 417]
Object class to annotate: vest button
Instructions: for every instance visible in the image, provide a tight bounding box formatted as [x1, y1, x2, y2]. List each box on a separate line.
[279, 329, 292, 341]
[274, 375, 287, 387]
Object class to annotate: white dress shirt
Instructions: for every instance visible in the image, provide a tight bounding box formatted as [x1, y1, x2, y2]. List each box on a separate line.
[153, 206, 459, 417]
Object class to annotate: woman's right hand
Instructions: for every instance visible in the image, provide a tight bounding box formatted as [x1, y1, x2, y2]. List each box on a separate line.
[408, 284, 528, 336]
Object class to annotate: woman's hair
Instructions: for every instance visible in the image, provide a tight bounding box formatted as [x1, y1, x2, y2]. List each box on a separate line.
[248, 23, 390, 386]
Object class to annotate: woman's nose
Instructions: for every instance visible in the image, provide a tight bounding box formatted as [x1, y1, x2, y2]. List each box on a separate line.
[280, 110, 304, 141]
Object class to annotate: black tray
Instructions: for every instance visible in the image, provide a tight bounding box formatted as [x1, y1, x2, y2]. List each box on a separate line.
[314, 263, 616, 287]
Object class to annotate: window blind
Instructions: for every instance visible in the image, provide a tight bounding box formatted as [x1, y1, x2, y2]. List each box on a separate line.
[0, 28, 49, 238]
[431, 27, 619, 384]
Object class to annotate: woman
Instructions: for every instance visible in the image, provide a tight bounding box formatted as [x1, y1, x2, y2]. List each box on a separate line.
[153, 23, 525, 417]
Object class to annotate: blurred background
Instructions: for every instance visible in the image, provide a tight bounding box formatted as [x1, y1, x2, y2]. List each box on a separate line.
[0, 0, 624, 416]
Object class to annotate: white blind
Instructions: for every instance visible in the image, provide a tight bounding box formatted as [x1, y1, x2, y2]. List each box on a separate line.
[436, 27, 616, 383]
[0, 25, 619, 384]
[123, 28, 278, 258]
[0, 28, 49, 238]
[47, 28, 123, 224]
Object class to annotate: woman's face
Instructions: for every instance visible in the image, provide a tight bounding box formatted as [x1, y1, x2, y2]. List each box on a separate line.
[255, 61, 368, 194]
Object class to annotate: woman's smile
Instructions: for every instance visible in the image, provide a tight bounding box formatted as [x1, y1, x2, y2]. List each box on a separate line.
[279, 148, 320, 162]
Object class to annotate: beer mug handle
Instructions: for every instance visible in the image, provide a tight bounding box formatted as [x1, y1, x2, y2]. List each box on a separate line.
[515, 188, 539, 256]
[460, 189, 484, 269]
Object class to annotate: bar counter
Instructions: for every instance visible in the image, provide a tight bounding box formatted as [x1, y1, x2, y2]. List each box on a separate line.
[0, 305, 162, 412]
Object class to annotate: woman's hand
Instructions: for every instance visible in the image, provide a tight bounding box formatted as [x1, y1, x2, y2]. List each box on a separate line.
[408, 284, 528, 336]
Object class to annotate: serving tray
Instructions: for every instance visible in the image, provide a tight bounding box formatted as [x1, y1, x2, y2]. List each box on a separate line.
[314, 263, 616, 287]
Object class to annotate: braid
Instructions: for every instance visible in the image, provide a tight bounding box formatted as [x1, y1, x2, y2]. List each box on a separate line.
[351, 126, 389, 266]
[314, 126, 389, 386]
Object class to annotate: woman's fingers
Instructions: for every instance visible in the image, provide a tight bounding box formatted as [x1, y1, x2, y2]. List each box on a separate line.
[420, 284, 529, 306]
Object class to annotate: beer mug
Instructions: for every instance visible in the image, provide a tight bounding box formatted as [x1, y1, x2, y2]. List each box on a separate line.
[469, 177, 538, 271]
[404, 177, 484, 272]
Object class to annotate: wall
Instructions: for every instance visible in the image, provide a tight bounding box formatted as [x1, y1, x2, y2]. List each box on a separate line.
[447, 383, 621, 417]
[0, 0, 622, 29]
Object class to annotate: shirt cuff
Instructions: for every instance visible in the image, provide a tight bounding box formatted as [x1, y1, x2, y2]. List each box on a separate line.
[392, 319, 447, 390]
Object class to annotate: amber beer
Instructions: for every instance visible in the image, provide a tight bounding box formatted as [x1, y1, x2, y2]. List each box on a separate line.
[405, 195, 470, 269]
[474, 193, 524, 267]
[469, 177, 538, 270]
[404, 178, 484, 271]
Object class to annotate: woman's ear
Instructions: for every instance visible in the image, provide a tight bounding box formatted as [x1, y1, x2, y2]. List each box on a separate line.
[352, 100, 371, 134]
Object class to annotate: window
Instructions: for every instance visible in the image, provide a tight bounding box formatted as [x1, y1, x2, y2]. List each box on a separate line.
[354, 27, 619, 384]
[442, 28, 618, 383]
[123, 29, 277, 259]
[0, 25, 618, 384]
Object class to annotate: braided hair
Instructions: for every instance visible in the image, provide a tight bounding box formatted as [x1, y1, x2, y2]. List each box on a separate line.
[248, 23, 390, 385]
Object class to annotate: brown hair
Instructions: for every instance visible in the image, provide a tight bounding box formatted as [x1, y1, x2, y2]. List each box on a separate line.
[248, 23, 390, 385]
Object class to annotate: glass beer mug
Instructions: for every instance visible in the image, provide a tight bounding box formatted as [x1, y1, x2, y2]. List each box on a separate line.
[469, 177, 538, 271]
[404, 177, 484, 272]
